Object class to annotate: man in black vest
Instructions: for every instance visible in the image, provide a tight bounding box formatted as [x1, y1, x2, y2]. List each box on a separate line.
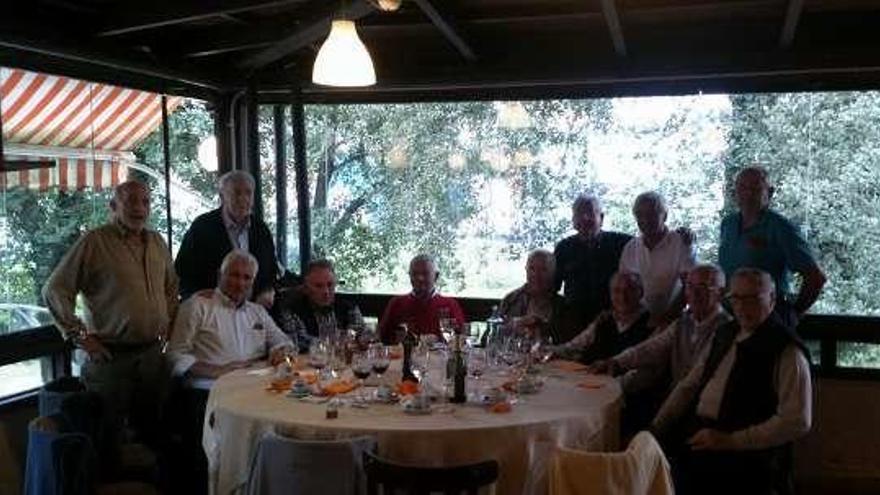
[652, 268, 812, 495]
[551, 271, 652, 365]
[274, 259, 364, 352]
[175, 170, 278, 307]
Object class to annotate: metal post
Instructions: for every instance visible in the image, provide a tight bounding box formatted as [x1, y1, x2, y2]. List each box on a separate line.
[245, 82, 264, 221]
[291, 89, 311, 270]
[214, 93, 234, 174]
[160, 95, 173, 251]
[273, 105, 288, 267]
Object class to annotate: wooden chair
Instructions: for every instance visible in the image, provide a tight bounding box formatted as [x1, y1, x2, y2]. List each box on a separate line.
[363, 450, 498, 495]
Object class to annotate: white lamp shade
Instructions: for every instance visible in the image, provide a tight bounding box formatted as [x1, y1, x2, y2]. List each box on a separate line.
[312, 20, 376, 87]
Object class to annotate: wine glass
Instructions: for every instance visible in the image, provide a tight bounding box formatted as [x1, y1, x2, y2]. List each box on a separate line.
[468, 348, 487, 380]
[369, 344, 390, 383]
[309, 339, 329, 370]
[439, 315, 455, 345]
[412, 343, 431, 382]
[351, 351, 372, 403]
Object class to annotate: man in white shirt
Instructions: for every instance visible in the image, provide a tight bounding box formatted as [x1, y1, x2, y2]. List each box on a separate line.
[619, 191, 696, 327]
[169, 249, 294, 388]
[651, 268, 811, 495]
[167, 249, 294, 494]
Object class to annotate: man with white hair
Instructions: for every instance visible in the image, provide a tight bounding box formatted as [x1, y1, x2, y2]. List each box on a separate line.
[652, 267, 811, 494]
[554, 193, 632, 337]
[718, 166, 826, 325]
[43, 179, 178, 445]
[378, 254, 465, 343]
[175, 170, 278, 307]
[619, 191, 696, 327]
[168, 249, 293, 494]
[497, 249, 567, 341]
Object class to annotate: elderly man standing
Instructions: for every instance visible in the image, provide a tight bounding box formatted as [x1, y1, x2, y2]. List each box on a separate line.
[652, 268, 811, 495]
[275, 259, 364, 351]
[168, 250, 294, 495]
[378, 254, 465, 343]
[175, 170, 278, 307]
[619, 191, 696, 327]
[497, 249, 568, 342]
[719, 166, 826, 325]
[552, 271, 651, 365]
[554, 194, 632, 339]
[43, 180, 178, 445]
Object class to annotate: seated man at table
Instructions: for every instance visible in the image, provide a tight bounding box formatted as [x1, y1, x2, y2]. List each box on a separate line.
[497, 249, 570, 343]
[167, 249, 294, 494]
[551, 271, 652, 365]
[651, 268, 811, 495]
[274, 259, 364, 352]
[378, 254, 466, 343]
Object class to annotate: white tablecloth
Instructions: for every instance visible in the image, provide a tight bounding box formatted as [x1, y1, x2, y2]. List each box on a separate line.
[203, 359, 622, 495]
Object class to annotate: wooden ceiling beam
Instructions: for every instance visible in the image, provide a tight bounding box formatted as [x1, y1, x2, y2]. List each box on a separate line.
[411, 0, 477, 62]
[599, 0, 627, 57]
[779, 0, 805, 48]
[96, 0, 309, 37]
[238, 0, 374, 69]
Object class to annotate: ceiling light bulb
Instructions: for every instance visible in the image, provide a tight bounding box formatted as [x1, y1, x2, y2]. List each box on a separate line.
[312, 20, 376, 87]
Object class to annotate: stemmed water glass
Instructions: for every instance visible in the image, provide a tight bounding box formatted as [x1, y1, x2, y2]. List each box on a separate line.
[412, 342, 431, 382]
[309, 338, 330, 372]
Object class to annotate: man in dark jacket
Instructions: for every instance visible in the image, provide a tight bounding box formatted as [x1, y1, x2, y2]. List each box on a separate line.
[175, 170, 278, 307]
[274, 259, 364, 352]
[651, 268, 812, 495]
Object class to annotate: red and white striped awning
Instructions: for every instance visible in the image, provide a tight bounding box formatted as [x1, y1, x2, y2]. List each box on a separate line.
[1, 67, 181, 191]
[0, 157, 127, 192]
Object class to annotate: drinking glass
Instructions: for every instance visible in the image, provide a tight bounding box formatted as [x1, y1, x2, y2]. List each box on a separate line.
[412, 343, 431, 381]
[369, 343, 390, 383]
[351, 351, 372, 402]
[309, 338, 330, 381]
[468, 348, 487, 381]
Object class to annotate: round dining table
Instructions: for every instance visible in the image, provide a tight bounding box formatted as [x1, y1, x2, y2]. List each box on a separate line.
[202, 356, 622, 495]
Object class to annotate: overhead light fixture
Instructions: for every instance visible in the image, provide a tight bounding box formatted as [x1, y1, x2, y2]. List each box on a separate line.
[312, 19, 376, 87]
[496, 101, 531, 129]
[372, 0, 403, 11]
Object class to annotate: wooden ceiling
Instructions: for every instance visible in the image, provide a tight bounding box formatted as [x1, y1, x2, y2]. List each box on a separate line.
[1, 0, 879, 101]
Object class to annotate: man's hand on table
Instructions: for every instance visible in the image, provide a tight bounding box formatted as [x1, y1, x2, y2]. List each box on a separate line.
[78, 334, 113, 363]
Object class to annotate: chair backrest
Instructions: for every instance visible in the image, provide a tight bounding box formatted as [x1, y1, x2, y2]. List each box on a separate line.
[24, 416, 97, 495]
[39, 377, 86, 417]
[549, 431, 673, 495]
[363, 450, 499, 495]
[245, 432, 377, 495]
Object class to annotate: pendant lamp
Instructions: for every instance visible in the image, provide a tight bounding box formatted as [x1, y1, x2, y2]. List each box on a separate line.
[312, 19, 377, 87]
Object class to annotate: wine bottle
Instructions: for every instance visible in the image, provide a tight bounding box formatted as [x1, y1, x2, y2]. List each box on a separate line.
[401, 324, 418, 382]
[451, 336, 467, 403]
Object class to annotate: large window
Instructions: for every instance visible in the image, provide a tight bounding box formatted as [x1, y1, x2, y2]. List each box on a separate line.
[304, 93, 880, 321]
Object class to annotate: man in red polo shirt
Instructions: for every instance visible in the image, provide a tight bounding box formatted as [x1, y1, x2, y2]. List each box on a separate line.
[378, 254, 466, 343]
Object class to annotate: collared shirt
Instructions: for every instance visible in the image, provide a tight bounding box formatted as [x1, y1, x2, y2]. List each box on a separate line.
[619, 230, 696, 317]
[222, 208, 250, 251]
[718, 208, 817, 299]
[615, 308, 732, 384]
[554, 230, 633, 328]
[499, 285, 556, 327]
[560, 308, 648, 352]
[43, 221, 178, 343]
[653, 325, 812, 450]
[168, 288, 293, 388]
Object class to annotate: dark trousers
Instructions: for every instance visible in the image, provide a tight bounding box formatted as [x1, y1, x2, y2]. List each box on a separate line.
[164, 385, 210, 495]
[80, 342, 170, 449]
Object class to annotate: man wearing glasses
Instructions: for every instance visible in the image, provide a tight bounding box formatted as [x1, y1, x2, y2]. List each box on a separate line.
[652, 268, 811, 494]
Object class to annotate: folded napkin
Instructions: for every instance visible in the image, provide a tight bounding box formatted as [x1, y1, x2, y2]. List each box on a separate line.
[551, 360, 589, 372]
[576, 378, 605, 390]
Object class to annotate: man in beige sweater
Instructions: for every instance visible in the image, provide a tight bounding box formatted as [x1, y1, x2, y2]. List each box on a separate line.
[43, 179, 178, 445]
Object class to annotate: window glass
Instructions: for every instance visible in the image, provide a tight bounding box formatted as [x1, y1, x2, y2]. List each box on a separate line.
[304, 93, 880, 324]
[838, 343, 880, 369]
[0, 358, 52, 397]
